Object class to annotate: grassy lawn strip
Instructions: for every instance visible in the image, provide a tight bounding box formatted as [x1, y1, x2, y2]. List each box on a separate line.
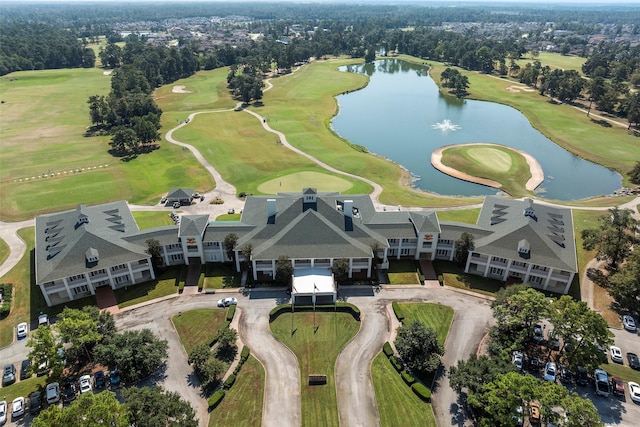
[214, 214, 241, 221]
[600, 362, 640, 385]
[204, 263, 241, 289]
[209, 355, 265, 427]
[387, 260, 420, 285]
[0, 238, 9, 268]
[398, 302, 454, 345]
[172, 309, 227, 355]
[436, 208, 481, 224]
[270, 310, 360, 427]
[114, 266, 181, 309]
[439, 144, 532, 198]
[433, 261, 502, 297]
[371, 352, 436, 427]
[0, 376, 48, 402]
[132, 211, 177, 230]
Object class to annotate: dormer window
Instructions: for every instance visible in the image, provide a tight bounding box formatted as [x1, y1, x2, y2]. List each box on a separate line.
[523, 207, 537, 220]
[86, 247, 99, 263]
[77, 214, 89, 226]
[518, 239, 530, 257]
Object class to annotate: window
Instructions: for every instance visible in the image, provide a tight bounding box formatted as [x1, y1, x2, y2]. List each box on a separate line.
[90, 269, 106, 277]
[489, 267, 503, 276]
[388, 249, 397, 256]
[513, 261, 527, 268]
[532, 265, 547, 272]
[115, 276, 128, 284]
[72, 285, 88, 295]
[493, 257, 507, 264]
[205, 242, 219, 247]
[170, 254, 183, 261]
[400, 248, 411, 256]
[69, 274, 84, 282]
[187, 245, 198, 252]
[111, 264, 127, 272]
[436, 249, 449, 256]
[438, 239, 452, 245]
[530, 276, 544, 285]
[388, 239, 398, 244]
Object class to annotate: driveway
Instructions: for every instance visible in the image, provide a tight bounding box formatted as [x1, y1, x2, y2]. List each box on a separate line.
[335, 286, 494, 427]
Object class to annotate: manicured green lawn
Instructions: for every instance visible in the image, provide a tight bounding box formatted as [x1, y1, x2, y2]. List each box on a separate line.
[398, 302, 454, 345]
[173, 106, 364, 197]
[440, 144, 533, 197]
[257, 171, 354, 194]
[204, 263, 241, 289]
[0, 376, 48, 402]
[214, 214, 241, 221]
[387, 259, 420, 285]
[436, 208, 481, 224]
[371, 353, 436, 427]
[132, 211, 177, 230]
[114, 267, 180, 308]
[0, 68, 213, 221]
[209, 355, 265, 427]
[516, 52, 587, 74]
[433, 261, 503, 297]
[172, 309, 227, 355]
[0, 237, 9, 267]
[423, 59, 640, 183]
[270, 310, 360, 427]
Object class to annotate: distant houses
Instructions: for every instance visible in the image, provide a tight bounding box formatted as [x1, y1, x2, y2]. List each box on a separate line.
[34, 189, 577, 306]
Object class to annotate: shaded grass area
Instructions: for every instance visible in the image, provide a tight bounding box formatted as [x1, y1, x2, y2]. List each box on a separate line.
[0, 68, 213, 221]
[423, 59, 640, 183]
[371, 352, 437, 427]
[436, 208, 481, 224]
[114, 266, 181, 308]
[398, 302, 454, 345]
[0, 237, 9, 267]
[214, 214, 241, 221]
[209, 355, 265, 427]
[204, 263, 241, 289]
[440, 145, 532, 197]
[172, 105, 365, 197]
[433, 261, 503, 297]
[251, 59, 479, 207]
[132, 211, 177, 230]
[172, 308, 227, 355]
[387, 259, 420, 285]
[0, 375, 48, 402]
[270, 311, 360, 427]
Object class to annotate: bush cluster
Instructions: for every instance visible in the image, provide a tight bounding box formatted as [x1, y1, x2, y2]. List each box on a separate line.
[233, 346, 251, 376]
[223, 374, 236, 389]
[382, 342, 394, 358]
[392, 302, 404, 322]
[389, 356, 402, 372]
[226, 304, 236, 322]
[401, 370, 416, 385]
[208, 390, 225, 409]
[411, 382, 431, 402]
[0, 284, 13, 318]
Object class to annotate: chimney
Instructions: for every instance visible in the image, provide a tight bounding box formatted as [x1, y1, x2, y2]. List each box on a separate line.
[267, 199, 276, 224]
[344, 200, 353, 218]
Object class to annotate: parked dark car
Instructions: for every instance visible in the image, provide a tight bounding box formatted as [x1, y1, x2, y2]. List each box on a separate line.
[94, 370, 105, 389]
[559, 364, 572, 384]
[20, 359, 31, 380]
[627, 353, 640, 371]
[62, 379, 77, 403]
[28, 391, 42, 415]
[576, 366, 589, 386]
[2, 364, 15, 386]
[109, 369, 121, 388]
[612, 377, 625, 396]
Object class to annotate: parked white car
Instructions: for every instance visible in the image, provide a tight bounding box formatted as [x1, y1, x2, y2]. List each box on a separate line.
[16, 322, 28, 340]
[79, 375, 92, 394]
[0, 400, 7, 425]
[512, 351, 524, 370]
[11, 397, 24, 419]
[544, 362, 557, 382]
[629, 382, 640, 403]
[217, 297, 237, 307]
[610, 346, 623, 364]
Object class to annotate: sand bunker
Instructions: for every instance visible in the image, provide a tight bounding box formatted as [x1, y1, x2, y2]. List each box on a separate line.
[431, 143, 544, 192]
[172, 85, 192, 93]
[506, 85, 535, 93]
[102, 70, 113, 76]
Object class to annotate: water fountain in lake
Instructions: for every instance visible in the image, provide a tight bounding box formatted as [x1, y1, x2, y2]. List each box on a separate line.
[432, 119, 461, 132]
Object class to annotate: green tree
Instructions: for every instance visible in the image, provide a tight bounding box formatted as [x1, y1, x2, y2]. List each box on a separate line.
[198, 356, 226, 388]
[582, 207, 639, 271]
[492, 286, 548, 331]
[188, 344, 211, 368]
[123, 386, 197, 427]
[586, 76, 606, 116]
[99, 42, 123, 69]
[223, 233, 238, 263]
[448, 354, 514, 397]
[57, 307, 103, 361]
[563, 392, 604, 427]
[145, 238, 164, 270]
[395, 321, 444, 374]
[332, 258, 350, 281]
[94, 329, 168, 383]
[629, 162, 640, 185]
[82, 305, 116, 338]
[111, 127, 138, 154]
[32, 391, 130, 427]
[275, 256, 293, 284]
[454, 232, 474, 265]
[26, 325, 64, 378]
[608, 249, 640, 315]
[364, 46, 376, 63]
[548, 296, 613, 370]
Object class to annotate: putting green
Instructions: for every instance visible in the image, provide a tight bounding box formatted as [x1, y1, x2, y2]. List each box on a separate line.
[257, 171, 353, 194]
[466, 147, 512, 172]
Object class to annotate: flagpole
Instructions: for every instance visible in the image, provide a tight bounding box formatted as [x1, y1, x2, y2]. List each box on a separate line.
[313, 282, 317, 329]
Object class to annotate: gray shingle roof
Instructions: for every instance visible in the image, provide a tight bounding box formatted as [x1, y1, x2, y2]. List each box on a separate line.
[166, 188, 193, 200]
[35, 201, 148, 284]
[179, 215, 209, 237]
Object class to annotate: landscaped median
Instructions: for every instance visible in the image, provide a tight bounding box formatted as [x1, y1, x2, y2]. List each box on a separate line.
[269, 302, 361, 427]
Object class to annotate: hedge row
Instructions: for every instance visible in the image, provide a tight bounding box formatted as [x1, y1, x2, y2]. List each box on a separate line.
[392, 302, 404, 322]
[269, 303, 360, 322]
[233, 346, 250, 376]
[226, 304, 236, 322]
[208, 390, 225, 409]
[401, 370, 415, 386]
[0, 284, 13, 318]
[414, 260, 425, 282]
[223, 374, 236, 389]
[411, 382, 431, 402]
[382, 342, 393, 358]
[389, 356, 402, 372]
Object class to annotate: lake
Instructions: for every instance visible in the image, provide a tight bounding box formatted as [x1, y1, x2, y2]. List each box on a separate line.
[331, 59, 621, 200]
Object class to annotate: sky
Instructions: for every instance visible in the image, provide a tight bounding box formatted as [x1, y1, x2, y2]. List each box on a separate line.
[10, 0, 640, 4]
